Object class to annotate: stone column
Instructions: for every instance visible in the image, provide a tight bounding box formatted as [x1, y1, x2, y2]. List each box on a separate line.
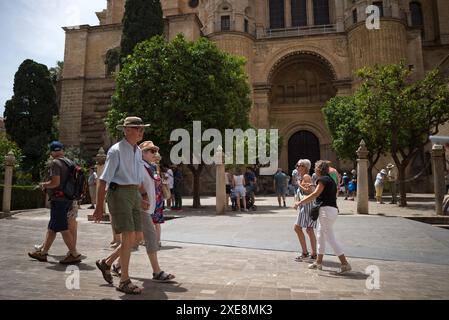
[285, 0, 292, 28]
[334, 0, 344, 31]
[253, 84, 271, 129]
[307, 0, 314, 26]
[215, 146, 226, 215]
[431, 144, 446, 215]
[2, 151, 16, 215]
[356, 140, 369, 214]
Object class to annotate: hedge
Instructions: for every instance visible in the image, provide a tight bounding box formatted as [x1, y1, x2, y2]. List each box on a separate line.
[0, 185, 46, 211]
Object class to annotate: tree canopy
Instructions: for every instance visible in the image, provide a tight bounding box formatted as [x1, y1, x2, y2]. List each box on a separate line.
[324, 62, 449, 206]
[107, 34, 252, 206]
[120, 0, 164, 59]
[4, 59, 58, 181]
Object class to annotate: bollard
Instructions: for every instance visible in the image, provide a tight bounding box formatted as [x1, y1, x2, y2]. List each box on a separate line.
[356, 140, 369, 214]
[215, 146, 226, 215]
[2, 151, 16, 215]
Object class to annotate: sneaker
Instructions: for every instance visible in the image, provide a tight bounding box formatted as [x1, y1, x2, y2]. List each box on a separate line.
[308, 262, 322, 270]
[59, 253, 82, 265]
[28, 250, 48, 262]
[337, 264, 352, 274]
[34, 244, 44, 251]
[88, 205, 95, 209]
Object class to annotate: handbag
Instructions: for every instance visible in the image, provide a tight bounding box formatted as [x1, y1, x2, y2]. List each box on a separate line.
[162, 184, 171, 200]
[310, 200, 322, 221]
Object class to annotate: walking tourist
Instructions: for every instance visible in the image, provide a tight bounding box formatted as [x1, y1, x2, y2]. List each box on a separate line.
[274, 168, 288, 208]
[99, 140, 175, 284]
[93, 116, 150, 295]
[293, 159, 317, 262]
[28, 141, 82, 265]
[88, 167, 97, 209]
[294, 160, 352, 274]
[387, 163, 398, 204]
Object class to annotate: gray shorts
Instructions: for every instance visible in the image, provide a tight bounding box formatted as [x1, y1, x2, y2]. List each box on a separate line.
[67, 201, 78, 220]
[141, 211, 159, 253]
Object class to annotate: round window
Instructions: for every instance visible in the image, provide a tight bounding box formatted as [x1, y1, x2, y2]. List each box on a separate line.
[189, 0, 199, 8]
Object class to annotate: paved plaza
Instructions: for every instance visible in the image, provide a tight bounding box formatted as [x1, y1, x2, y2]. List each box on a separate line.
[0, 195, 448, 300]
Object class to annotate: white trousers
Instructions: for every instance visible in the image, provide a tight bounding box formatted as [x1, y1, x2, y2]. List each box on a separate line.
[317, 206, 344, 256]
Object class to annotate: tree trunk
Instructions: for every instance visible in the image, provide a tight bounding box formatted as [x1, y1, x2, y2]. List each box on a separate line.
[188, 164, 203, 208]
[398, 165, 407, 207]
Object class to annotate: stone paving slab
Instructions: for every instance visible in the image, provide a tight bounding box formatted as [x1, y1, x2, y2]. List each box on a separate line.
[0, 196, 448, 300]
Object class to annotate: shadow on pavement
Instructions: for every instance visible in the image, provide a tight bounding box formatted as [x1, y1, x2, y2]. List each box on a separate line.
[159, 245, 183, 251]
[45, 262, 96, 271]
[319, 271, 369, 280]
[117, 277, 188, 300]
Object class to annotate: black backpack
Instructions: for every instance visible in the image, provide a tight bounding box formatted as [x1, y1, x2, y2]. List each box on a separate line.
[57, 158, 87, 201]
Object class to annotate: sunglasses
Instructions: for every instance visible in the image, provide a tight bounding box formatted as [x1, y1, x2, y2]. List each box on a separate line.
[143, 149, 156, 154]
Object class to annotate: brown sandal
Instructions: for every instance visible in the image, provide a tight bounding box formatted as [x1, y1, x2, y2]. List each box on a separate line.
[96, 259, 113, 284]
[116, 279, 142, 295]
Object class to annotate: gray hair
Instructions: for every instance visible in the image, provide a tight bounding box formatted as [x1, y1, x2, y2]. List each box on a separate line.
[297, 159, 311, 171]
[315, 160, 330, 175]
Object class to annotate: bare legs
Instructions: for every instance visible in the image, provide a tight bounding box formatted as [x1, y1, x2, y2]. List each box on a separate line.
[294, 225, 317, 256]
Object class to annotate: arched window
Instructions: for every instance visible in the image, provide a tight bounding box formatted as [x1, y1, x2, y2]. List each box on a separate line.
[291, 0, 307, 27]
[410, 2, 423, 27]
[373, 1, 384, 17]
[269, 0, 285, 29]
[313, 0, 330, 25]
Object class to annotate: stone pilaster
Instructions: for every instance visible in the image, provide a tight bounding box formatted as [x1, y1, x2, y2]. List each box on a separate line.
[253, 83, 271, 129]
[334, 0, 344, 32]
[307, 0, 314, 26]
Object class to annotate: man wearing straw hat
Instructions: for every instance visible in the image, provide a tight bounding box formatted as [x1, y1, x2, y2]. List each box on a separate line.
[93, 116, 150, 295]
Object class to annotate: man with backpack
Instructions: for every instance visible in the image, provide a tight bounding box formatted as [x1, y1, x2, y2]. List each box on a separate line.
[28, 141, 82, 264]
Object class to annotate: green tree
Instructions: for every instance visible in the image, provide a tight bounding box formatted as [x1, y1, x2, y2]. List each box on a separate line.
[106, 34, 252, 207]
[120, 0, 164, 60]
[4, 59, 58, 181]
[323, 96, 387, 198]
[356, 62, 449, 206]
[0, 133, 22, 178]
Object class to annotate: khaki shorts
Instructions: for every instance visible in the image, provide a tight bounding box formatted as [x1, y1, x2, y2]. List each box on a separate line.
[375, 185, 384, 198]
[107, 186, 142, 234]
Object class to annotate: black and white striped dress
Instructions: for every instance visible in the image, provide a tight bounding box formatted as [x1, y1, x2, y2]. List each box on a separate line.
[295, 188, 317, 229]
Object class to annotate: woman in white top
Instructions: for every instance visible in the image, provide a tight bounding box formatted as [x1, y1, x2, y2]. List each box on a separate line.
[233, 168, 248, 212]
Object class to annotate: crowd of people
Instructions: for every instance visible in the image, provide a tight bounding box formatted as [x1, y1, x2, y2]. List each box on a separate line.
[29, 115, 407, 293]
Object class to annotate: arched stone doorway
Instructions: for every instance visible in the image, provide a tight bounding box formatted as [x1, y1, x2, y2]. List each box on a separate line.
[266, 51, 338, 172]
[288, 130, 320, 175]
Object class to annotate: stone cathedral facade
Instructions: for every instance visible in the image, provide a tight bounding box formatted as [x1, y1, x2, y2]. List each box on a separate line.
[59, 0, 449, 192]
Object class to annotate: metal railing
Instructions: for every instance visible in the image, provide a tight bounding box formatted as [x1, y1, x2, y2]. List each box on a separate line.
[262, 24, 337, 38]
[210, 21, 257, 37]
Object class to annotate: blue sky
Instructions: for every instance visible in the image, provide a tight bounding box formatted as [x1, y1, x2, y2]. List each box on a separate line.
[0, 0, 106, 116]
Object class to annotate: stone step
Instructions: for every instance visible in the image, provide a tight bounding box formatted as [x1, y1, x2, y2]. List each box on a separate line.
[432, 224, 449, 230]
[405, 216, 449, 225]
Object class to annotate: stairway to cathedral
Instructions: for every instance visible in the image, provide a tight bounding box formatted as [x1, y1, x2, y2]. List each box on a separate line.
[81, 78, 116, 158]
